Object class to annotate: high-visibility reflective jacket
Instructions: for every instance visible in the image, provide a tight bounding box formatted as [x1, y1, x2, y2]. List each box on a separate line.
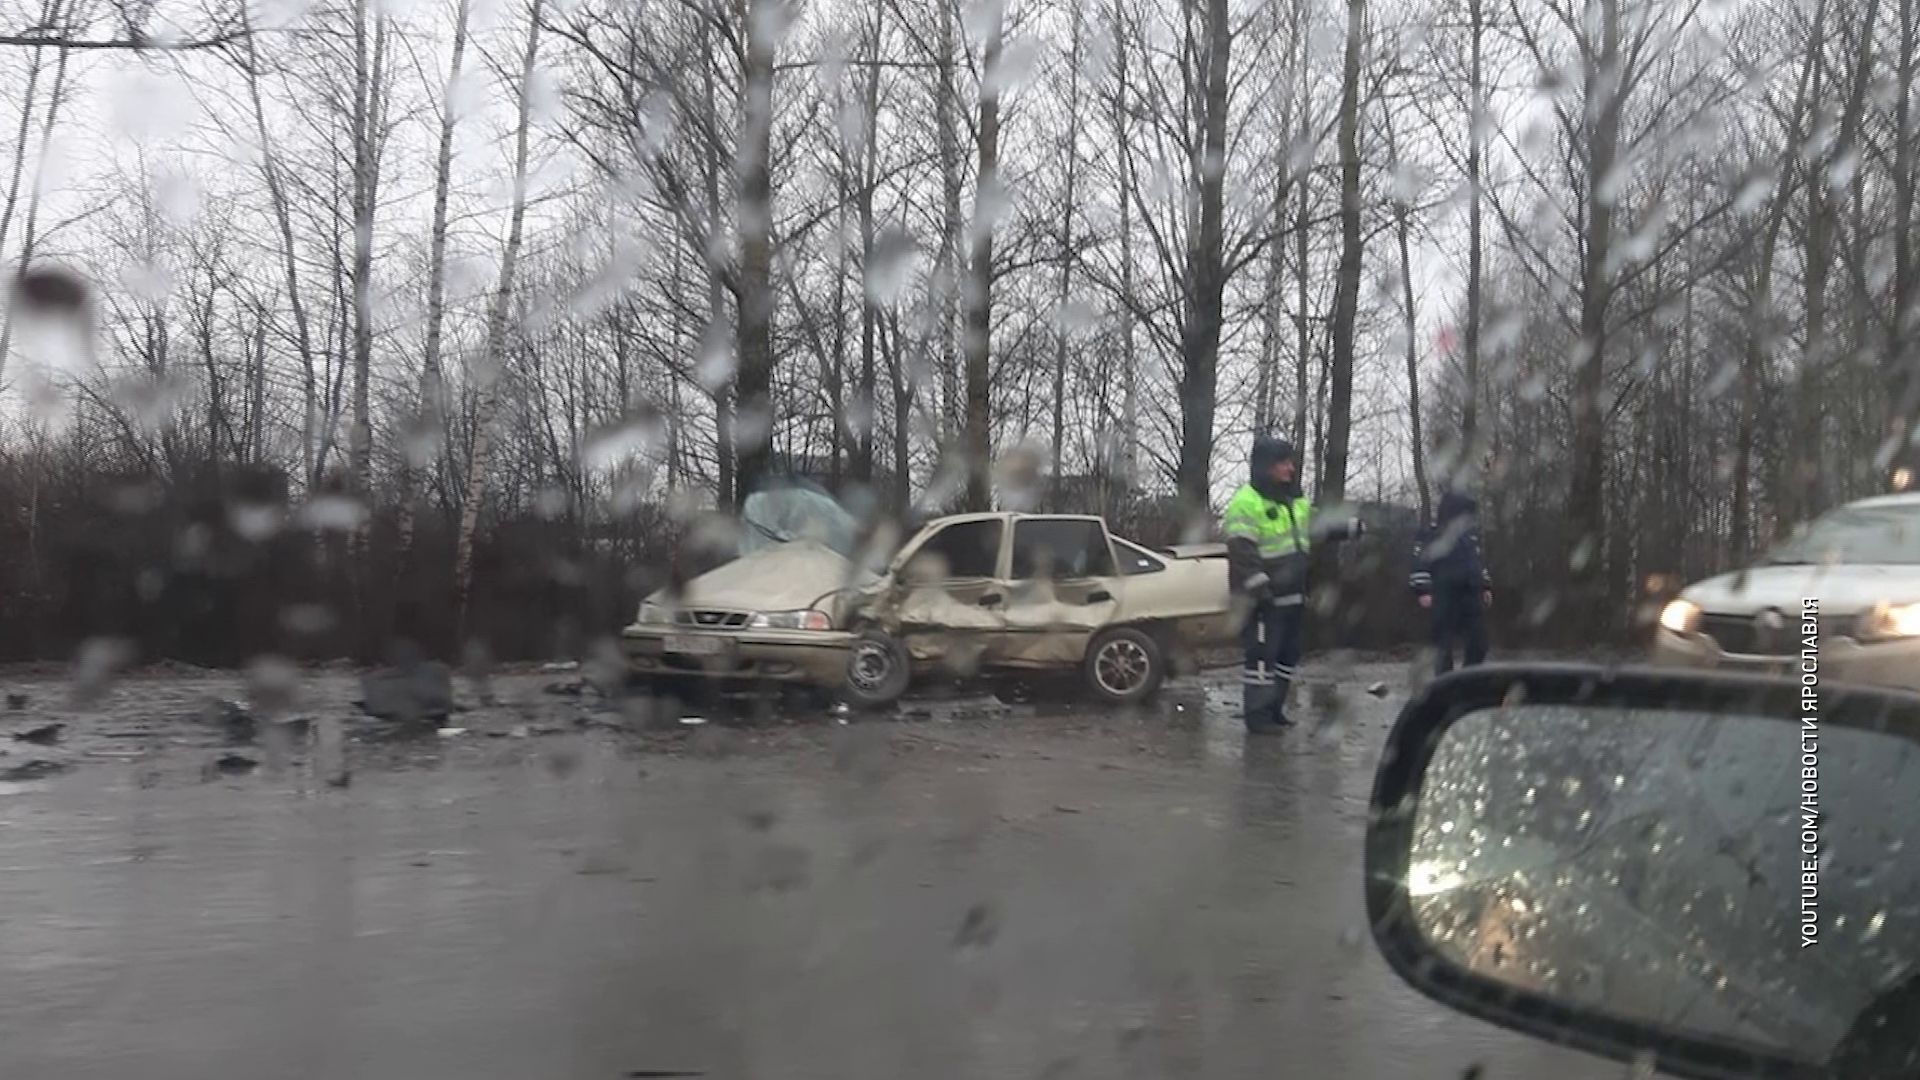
[1221, 484, 1359, 602]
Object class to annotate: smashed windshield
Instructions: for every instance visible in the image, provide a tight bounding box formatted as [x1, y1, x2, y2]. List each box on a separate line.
[740, 484, 860, 558]
[1766, 505, 1920, 566]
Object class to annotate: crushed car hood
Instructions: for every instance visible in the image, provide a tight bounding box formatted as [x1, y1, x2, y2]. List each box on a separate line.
[1683, 563, 1920, 616]
[668, 542, 877, 613]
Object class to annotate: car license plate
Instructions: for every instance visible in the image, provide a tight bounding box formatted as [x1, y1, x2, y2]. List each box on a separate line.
[664, 634, 726, 656]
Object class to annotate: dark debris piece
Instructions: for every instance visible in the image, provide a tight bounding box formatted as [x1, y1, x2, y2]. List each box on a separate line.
[953, 901, 1000, 949]
[213, 754, 258, 775]
[6, 693, 28, 711]
[14, 723, 64, 745]
[1, 760, 72, 782]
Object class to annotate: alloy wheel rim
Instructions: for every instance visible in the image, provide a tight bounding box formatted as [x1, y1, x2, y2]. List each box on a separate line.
[1095, 639, 1150, 695]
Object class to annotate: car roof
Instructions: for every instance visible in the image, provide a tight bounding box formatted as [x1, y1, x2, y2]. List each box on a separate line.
[925, 512, 1107, 525]
[1845, 492, 1920, 510]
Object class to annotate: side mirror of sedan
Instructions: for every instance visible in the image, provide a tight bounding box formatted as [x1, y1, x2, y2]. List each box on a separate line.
[1365, 664, 1920, 1080]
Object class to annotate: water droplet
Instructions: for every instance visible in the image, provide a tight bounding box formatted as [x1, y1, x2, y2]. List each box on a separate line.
[252, 0, 315, 29]
[299, 495, 367, 533]
[111, 374, 187, 434]
[837, 96, 869, 152]
[245, 655, 301, 714]
[228, 501, 284, 542]
[866, 228, 919, 307]
[748, 0, 797, 48]
[963, 0, 1006, 39]
[536, 486, 570, 519]
[153, 171, 201, 227]
[109, 70, 195, 143]
[71, 637, 135, 707]
[972, 175, 1012, 239]
[526, 65, 565, 126]
[697, 326, 735, 392]
[984, 35, 1042, 96]
[566, 237, 645, 317]
[118, 259, 175, 304]
[734, 402, 774, 449]
[582, 412, 665, 471]
[278, 604, 334, 636]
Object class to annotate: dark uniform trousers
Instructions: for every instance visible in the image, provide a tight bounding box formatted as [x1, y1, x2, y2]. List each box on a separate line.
[1241, 597, 1303, 728]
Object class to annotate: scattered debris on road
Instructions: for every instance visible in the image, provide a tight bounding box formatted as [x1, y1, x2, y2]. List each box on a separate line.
[208, 754, 258, 778]
[14, 722, 64, 745]
[953, 901, 1000, 948]
[1, 759, 72, 782]
[1366, 681, 1389, 697]
[357, 653, 455, 723]
[198, 698, 256, 744]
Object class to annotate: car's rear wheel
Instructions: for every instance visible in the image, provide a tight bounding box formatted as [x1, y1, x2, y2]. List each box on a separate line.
[841, 630, 911, 711]
[1085, 627, 1163, 706]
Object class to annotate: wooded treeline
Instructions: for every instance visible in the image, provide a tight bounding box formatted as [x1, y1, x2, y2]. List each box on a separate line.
[0, 0, 1910, 662]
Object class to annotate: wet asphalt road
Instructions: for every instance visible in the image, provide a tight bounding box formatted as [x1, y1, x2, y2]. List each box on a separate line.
[0, 661, 1616, 1080]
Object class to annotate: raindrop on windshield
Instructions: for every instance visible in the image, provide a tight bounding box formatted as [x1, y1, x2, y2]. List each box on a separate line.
[300, 495, 369, 533]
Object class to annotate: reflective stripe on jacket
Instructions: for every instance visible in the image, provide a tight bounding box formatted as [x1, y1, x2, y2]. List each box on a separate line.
[1223, 484, 1319, 599]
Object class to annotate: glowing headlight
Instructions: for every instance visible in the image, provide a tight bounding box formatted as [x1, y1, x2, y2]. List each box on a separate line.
[1858, 602, 1920, 642]
[1659, 599, 1701, 634]
[747, 609, 833, 631]
[637, 600, 671, 625]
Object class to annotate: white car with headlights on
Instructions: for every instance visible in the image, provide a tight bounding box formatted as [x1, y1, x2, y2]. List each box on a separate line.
[1651, 493, 1920, 691]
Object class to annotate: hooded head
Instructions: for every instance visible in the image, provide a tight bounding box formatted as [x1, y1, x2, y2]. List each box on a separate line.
[1250, 436, 1299, 500]
[1437, 487, 1478, 524]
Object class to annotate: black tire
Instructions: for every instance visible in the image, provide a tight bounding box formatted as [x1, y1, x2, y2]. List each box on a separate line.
[841, 630, 911, 711]
[1084, 627, 1164, 706]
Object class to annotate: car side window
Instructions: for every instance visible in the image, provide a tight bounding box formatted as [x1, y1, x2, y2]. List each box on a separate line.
[1112, 538, 1167, 577]
[1010, 520, 1117, 580]
[907, 520, 1003, 581]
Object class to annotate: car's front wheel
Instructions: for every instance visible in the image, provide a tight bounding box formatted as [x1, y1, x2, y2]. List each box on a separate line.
[1084, 627, 1164, 706]
[841, 630, 911, 711]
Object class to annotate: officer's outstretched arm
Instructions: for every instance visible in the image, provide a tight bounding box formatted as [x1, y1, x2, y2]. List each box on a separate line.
[1307, 508, 1366, 542]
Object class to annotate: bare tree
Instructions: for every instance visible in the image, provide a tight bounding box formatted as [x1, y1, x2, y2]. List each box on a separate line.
[453, 0, 545, 630]
[959, 0, 1006, 510]
[1319, 0, 1366, 505]
[398, 0, 475, 560]
[1171, 0, 1229, 513]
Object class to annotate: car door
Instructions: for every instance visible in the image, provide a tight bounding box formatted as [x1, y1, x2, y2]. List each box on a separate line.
[890, 518, 1010, 675]
[998, 517, 1122, 667]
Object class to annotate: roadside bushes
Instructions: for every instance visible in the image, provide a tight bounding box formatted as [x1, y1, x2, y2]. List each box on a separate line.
[0, 458, 673, 667]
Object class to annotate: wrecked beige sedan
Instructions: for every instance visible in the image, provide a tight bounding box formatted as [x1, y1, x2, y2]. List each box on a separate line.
[623, 487, 1235, 708]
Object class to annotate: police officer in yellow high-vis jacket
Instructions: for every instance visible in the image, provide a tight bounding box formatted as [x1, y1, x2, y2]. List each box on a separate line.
[1222, 436, 1364, 733]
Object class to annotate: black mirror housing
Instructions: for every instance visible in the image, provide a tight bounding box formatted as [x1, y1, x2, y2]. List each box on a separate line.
[1366, 663, 1920, 1080]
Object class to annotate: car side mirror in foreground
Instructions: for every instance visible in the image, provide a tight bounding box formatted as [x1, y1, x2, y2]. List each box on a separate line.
[1365, 664, 1920, 1080]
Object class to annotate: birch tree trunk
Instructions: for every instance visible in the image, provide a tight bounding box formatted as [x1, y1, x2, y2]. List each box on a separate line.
[398, 0, 473, 559]
[453, 0, 544, 632]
